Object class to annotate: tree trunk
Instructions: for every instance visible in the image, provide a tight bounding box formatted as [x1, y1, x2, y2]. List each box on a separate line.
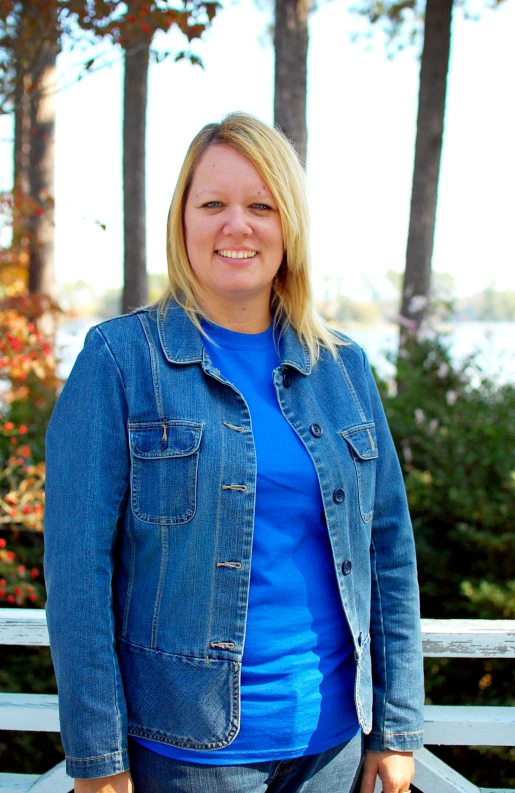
[13, 75, 30, 199]
[12, 72, 31, 263]
[400, 0, 453, 327]
[27, 39, 58, 297]
[274, 0, 309, 168]
[122, 41, 149, 314]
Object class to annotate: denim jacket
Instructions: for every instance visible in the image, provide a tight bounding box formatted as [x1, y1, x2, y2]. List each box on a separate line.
[44, 303, 424, 779]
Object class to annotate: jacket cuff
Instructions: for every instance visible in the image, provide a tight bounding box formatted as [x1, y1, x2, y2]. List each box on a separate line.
[66, 749, 129, 780]
[365, 730, 424, 752]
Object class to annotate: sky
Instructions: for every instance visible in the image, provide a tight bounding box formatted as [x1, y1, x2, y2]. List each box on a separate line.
[0, 0, 514, 302]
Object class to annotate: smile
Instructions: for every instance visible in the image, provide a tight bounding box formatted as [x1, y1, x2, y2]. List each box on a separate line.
[217, 250, 258, 260]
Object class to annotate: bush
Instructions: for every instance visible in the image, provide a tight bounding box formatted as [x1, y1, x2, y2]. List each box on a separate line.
[0, 280, 63, 771]
[377, 332, 515, 786]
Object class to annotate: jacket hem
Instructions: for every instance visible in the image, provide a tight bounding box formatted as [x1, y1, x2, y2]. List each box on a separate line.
[65, 749, 129, 780]
[364, 730, 424, 752]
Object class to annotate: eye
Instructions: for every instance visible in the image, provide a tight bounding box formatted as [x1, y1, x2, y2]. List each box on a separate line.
[202, 201, 223, 209]
[251, 203, 272, 211]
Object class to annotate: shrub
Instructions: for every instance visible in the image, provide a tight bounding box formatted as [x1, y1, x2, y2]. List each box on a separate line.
[377, 332, 515, 786]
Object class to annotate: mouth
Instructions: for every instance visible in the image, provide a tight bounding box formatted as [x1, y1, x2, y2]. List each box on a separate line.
[216, 249, 258, 260]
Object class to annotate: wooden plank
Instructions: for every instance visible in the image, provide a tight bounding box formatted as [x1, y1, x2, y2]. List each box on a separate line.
[413, 748, 479, 793]
[0, 609, 49, 647]
[1, 610, 514, 657]
[28, 761, 73, 793]
[0, 694, 59, 732]
[0, 775, 38, 793]
[424, 705, 515, 746]
[421, 619, 515, 658]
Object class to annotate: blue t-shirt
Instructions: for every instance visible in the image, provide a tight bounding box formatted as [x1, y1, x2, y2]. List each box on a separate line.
[132, 321, 359, 763]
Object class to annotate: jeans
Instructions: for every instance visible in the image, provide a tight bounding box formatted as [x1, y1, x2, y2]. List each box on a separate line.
[128, 731, 364, 793]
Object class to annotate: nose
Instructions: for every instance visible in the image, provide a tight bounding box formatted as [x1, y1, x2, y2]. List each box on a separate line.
[222, 206, 252, 237]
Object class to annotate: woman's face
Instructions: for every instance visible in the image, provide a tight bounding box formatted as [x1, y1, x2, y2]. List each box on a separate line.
[183, 144, 284, 318]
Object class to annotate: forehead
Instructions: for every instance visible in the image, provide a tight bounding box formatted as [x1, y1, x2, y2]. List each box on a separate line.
[188, 144, 272, 196]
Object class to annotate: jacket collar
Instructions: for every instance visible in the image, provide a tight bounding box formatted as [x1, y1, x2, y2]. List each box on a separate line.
[154, 301, 311, 375]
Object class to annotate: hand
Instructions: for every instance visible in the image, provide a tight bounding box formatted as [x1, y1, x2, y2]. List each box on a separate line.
[360, 751, 414, 793]
[74, 770, 134, 793]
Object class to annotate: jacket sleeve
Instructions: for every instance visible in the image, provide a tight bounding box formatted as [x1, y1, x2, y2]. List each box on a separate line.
[362, 351, 425, 752]
[44, 326, 131, 779]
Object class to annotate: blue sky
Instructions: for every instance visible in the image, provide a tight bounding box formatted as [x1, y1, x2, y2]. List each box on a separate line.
[1, 0, 514, 301]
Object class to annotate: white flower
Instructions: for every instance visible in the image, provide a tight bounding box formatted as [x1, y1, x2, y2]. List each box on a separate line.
[408, 295, 428, 314]
[437, 363, 450, 378]
[402, 441, 413, 464]
[446, 390, 458, 406]
[429, 419, 439, 434]
[414, 408, 425, 426]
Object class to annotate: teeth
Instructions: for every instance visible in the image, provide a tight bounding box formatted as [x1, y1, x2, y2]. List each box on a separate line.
[217, 250, 257, 259]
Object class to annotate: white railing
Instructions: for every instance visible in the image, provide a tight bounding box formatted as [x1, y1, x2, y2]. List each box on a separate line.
[0, 610, 514, 793]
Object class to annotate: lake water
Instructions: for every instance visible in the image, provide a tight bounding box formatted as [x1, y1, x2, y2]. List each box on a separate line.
[56, 319, 515, 384]
[341, 322, 515, 382]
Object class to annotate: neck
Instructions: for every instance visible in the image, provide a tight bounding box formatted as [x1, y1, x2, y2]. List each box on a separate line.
[197, 293, 272, 334]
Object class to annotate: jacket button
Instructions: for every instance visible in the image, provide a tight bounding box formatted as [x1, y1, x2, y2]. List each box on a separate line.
[342, 560, 352, 575]
[282, 370, 292, 388]
[310, 423, 323, 437]
[333, 488, 345, 503]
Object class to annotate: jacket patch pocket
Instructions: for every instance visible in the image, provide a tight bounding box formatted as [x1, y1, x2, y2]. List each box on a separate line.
[340, 423, 378, 524]
[128, 420, 202, 525]
[118, 637, 240, 749]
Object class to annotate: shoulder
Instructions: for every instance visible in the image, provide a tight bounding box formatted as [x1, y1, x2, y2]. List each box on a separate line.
[79, 309, 156, 380]
[85, 307, 150, 345]
[325, 327, 369, 373]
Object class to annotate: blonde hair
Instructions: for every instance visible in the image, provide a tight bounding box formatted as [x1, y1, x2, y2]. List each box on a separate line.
[151, 111, 345, 363]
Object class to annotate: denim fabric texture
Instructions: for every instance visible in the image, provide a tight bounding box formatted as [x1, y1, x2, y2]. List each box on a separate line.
[44, 302, 425, 779]
[128, 731, 364, 793]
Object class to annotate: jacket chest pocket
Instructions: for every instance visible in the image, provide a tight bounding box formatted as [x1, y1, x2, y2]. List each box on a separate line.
[340, 423, 378, 524]
[128, 420, 202, 525]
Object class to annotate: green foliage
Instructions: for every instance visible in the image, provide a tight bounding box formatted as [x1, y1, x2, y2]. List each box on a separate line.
[379, 334, 515, 618]
[377, 332, 515, 785]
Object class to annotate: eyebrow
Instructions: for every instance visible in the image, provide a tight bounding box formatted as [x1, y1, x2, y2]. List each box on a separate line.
[194, 189, 273, 199]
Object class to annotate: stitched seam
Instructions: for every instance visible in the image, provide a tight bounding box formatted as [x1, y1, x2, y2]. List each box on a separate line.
[121, 505, 135, 637]
[151, 524, 169, 649]
[94, 327, 128, 393]
[335, 352, 366, 422]
[66, 749, 128, 763]
[370, 536, 387, 738]
[137, 312, 165, 419]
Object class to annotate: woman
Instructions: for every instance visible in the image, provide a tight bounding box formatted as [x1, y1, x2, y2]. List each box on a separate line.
[44, 112, 424, 793]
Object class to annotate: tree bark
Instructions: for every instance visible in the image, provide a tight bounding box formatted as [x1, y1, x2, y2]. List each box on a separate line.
[27, 39, 58, 297]
[274, 0, 309, 168]
[122, 41, 149, 314]
[400, 0, 453, 326]
[13, 75, 30, 199]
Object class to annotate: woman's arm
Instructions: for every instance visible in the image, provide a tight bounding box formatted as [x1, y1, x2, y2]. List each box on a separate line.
[44, 326, 131, 779]
[362, 351, 425, 753]
[75, 771, 134, 793]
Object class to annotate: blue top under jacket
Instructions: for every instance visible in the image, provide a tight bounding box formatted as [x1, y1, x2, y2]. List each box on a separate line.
[133, 320, 359, 763]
